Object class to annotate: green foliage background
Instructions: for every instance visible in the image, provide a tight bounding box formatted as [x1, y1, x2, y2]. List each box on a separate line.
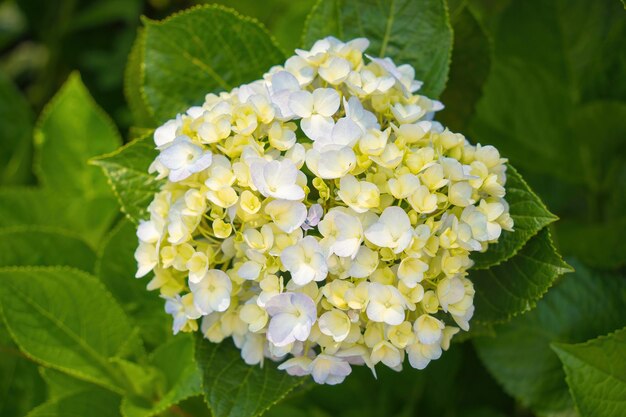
[0, 1, 624, 417]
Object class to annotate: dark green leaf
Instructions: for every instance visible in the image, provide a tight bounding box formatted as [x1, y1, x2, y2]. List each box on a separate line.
[125, 28, 157, 128]
[438, 4, 491, 131]
[556, 217, 626, 271]
[469, 0, 626, 185]
[142, 5, 285, 122]
[26, 388, 121, 417]
[0, 267, 144, 394]
[95, 220, 171, 349]
[195, 336, 305, 417]
[302, 0, 453, 98]
[474, 261, 626, 414]
[0, 226, 95, 271]
[470, 228, 572, 323]
[472, 165, 557, 269]
[34, 72, 122, 197]
[91, 133, 162, 223]
[0, 324, 46, 417]
[0, 188, 118, 248]
[0, 72, 34, 185]
[121, 334, 202, 417]
[39, 367, 100, 400]
[551, 101, 626, 269]
[552, 327, 626, 417]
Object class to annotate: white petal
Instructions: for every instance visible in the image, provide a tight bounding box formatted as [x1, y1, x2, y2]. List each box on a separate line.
[154, 119, 179, 147]
[238, 261, 262, 280]
[288, 90, 314, 118]
[364, 222, 393, 248]
[331, 117, 362, 147]
[301, 114, 334, 142]
[313, 88, 340, 117]
[267, 313, 299, 346]
[271, 71, 300, 93]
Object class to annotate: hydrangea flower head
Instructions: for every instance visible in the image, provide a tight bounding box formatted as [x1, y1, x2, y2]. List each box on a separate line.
[136, 36, 514, 384]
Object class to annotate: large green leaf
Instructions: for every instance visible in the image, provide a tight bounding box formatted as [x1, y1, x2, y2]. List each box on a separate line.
[0, 267, 143, 394]
[472, 165, 557, 269]
[0, 324, 47, 417]
[552, 328, 626, 417]
[121, 334, 202, 417]
[142, 5, 285, 122]
[26, 388, 121, 417]
[302, 0, 453, 98]
[195, 336, 305, 417]
[92, 132, 162, 223]
[211, 0, 316, 54]
[474, 262, 626, 414]
[470, 228, 572, 323]
[95, 220, 171, 349]
[40, 367, 101, 400]
[0, 188, 118, 248]
[0, 226, 95, 271]
[34, 72, 122, 197]
[0, 72, 34, 185]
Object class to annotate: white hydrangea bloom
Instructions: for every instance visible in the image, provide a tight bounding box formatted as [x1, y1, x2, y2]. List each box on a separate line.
[137, 36, 513, 385]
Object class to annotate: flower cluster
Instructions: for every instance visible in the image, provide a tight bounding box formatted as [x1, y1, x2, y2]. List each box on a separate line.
[135, 37, 513, 384]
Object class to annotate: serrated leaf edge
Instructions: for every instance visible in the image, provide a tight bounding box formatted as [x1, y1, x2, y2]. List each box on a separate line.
[472, 164, 559, 270]
[473, 227, 573, 326]
[90, 131, 161, 224]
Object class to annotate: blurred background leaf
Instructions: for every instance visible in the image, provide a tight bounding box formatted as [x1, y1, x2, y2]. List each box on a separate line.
[467, 0, 626, 270]
[0, 72, 33, 184]
[474, 261, 626, 415]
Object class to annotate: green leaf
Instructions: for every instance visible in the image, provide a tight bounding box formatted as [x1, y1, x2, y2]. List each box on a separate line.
[91, 133, 162, 223]
[195, 336, 305, 417]
[302, 0, 453, 98]
[26, 388, 121, 417]
[34, 72, 122, 197]
[95, 220, 171, 349]
[142, 5, 285, 122]
[121, 334, 202, 417]
[556, 218, 626, 271]
[0, 72, 34, 185]
[40, 367, 101, 400]
[472, 165, 557, 269]
[0, 325, 47, 417]
[552, 328, 626, 417]
[438, 3, 491, 131]
[0, 266, 144, 394]
[551, 101, 626, 269]
[125, 28, 157, 128]
[0, 226, 96, 271]
[474, 261, 626, 414]
[0, 188, 118, 248]
[470, 228, 572, 323]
